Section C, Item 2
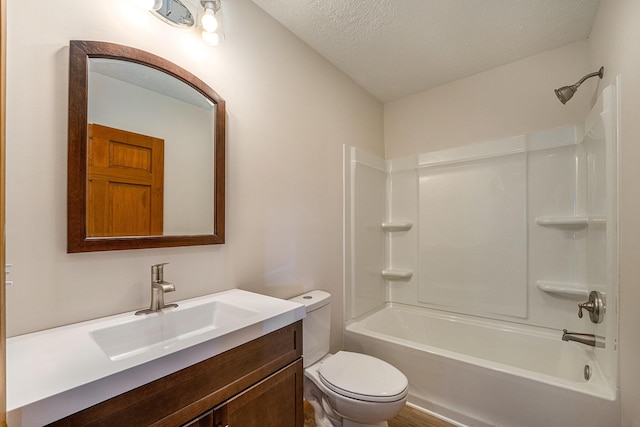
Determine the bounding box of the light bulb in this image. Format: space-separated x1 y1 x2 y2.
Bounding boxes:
201 8 218 32
202 30 220 46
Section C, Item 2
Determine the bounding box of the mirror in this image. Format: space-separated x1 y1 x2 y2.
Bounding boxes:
68 40 225 252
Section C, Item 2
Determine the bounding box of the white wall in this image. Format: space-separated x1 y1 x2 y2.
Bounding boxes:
5 0 384 359
384 40 592 158
588 1 640 425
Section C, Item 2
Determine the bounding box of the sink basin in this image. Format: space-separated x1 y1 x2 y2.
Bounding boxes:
90 301 259 360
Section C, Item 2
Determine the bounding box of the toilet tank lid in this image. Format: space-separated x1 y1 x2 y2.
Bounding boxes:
289 290 331 312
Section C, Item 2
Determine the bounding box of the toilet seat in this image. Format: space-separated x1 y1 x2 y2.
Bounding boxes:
317 351 408 403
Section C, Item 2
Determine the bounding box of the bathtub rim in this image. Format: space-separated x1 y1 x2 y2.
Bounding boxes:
345 302 618 401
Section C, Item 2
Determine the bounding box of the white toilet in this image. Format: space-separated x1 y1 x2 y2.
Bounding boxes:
290 291 408 427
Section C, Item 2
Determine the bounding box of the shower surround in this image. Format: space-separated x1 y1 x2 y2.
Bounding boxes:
343 83 619 426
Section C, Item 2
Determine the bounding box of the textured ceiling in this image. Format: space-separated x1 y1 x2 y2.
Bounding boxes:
252 0 602 102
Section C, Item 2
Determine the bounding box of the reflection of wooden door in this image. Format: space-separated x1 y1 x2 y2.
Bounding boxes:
87 124 164 237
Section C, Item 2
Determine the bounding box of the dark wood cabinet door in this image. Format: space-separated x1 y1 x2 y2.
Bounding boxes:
213 360 303 427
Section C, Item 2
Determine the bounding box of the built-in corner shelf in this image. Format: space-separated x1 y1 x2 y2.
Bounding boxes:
535 216 606 228
381 221 413 232
381 269 414 280
536 280 589 298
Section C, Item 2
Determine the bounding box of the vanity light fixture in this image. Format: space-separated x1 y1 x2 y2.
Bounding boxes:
201 30 220 46
131 0 223 45
151 0 195 28
132 0 162 11
200 0 222 45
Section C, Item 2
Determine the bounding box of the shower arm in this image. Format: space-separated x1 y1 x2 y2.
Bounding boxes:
572 67 605 89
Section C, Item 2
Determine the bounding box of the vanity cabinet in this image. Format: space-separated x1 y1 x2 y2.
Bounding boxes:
211 360 301 427
181 361 301 427
48 321 303 427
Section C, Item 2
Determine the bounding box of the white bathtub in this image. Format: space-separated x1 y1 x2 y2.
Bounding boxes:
344 304 619 427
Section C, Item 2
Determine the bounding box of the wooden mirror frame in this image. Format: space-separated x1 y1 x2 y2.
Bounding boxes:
67 40 225 252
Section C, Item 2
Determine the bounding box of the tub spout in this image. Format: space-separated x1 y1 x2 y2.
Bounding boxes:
562 329 605 348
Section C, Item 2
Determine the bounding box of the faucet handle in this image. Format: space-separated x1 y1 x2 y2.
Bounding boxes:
151 262 169 282
577 302 593 318
578 291 604 324
152 262 169 268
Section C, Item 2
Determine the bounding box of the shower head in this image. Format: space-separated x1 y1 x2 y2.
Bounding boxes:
554 85 579 104
554 66 604 104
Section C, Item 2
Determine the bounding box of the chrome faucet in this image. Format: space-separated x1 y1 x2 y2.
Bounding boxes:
561 329 605 348
135 263 178 315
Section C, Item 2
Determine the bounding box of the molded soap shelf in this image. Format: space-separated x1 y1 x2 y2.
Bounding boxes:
381 221 413 232
381 269 414 280
536 280 589 298
535 216 605 227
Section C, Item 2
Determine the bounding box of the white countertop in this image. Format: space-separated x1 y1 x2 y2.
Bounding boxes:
7 289 305 426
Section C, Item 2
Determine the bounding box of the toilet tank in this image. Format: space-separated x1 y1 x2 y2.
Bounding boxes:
289 290 331 367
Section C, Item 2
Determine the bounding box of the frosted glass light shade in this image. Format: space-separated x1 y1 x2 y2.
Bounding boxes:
201 9 218 32
202 30 219 45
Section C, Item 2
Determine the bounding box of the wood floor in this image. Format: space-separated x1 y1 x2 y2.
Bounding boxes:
304 401 456 427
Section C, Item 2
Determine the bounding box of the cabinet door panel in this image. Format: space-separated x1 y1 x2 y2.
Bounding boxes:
214 359 303 427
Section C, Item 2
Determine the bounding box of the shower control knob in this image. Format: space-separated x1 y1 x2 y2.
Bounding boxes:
577 303 591 318
578 291 605 324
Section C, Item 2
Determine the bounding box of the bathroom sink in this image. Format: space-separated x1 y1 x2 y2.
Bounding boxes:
7 289 306 414
90 301 259 360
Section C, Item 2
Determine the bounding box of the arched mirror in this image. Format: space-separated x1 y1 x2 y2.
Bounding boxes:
67 40 225 252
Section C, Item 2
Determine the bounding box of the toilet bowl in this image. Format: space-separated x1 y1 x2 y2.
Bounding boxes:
290 291 408 427
305 351 408 427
